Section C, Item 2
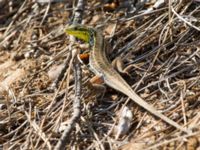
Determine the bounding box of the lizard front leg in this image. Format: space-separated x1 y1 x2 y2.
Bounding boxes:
79 53 106 100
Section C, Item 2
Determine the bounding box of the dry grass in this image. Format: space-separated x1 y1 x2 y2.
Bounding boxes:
0 0 200 149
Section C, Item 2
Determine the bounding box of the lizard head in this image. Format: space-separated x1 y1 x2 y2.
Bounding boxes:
65 24 96 45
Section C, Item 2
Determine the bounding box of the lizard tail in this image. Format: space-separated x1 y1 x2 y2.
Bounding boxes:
124 87 190 134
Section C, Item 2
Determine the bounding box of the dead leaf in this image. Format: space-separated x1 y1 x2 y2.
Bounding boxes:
118 142 146 150
115 106 133 139
105 23 116 35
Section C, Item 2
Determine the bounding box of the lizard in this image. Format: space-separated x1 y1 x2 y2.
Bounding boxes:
65 24 190 133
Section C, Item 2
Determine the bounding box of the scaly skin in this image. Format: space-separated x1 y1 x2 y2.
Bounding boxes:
65 24 190 133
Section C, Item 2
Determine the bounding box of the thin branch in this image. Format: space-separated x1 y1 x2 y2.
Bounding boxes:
54 0 85 149
54 54 82 150
171 6 200 31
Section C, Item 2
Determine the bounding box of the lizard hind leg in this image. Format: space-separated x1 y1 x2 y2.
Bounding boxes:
87 75 107 101
112 57 131 78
